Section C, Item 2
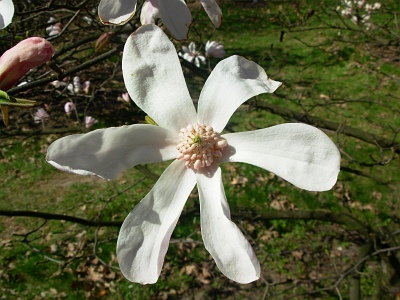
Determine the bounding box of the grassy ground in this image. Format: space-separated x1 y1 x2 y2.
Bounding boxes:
0 0 399 299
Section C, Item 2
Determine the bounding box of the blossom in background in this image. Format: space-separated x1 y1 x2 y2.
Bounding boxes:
95 32 115 52
98 0 222 40
82 16 93 25
46 17 63 36
179 42 206 68
34 108 50 123
0 0 14 29
205 40 225 58
337 0 381 30
67 76 82 94
82 81 91 95
85 116 98 128
121 92 130 102
0 37 54 125
46 25 341 284
50 80 67 88
64 102 75 115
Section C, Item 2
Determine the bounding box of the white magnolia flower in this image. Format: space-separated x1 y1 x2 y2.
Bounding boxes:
179 42 206 68
85 116 98 128
46 25 341 284
0 0 14 29
205 40 225 58
98 0 222 40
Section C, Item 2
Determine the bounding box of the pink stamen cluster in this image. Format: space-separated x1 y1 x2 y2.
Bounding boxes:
176 123 228 170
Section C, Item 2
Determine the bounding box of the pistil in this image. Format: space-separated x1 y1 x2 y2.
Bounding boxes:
176 123 228 170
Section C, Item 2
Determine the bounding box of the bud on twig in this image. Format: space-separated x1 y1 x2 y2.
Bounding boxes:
95 32 115 53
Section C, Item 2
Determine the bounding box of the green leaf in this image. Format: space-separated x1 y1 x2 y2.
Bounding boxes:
0 90 36 107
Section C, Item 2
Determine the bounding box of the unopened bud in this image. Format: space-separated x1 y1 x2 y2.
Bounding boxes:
95 32 115 53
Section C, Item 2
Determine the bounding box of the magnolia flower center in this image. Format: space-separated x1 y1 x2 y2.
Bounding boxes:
176 123 228 170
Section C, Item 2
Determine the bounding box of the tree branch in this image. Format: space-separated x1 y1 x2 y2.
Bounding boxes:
0 209 370 236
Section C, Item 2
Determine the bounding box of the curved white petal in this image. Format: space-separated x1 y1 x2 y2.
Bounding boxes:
200 0 222 27
158 0 192 41
46 124 178 180
98 0 137 25
222 123 341 191
140 0 160 24
196 167 260 283
122 24 197 132
188 42 196 53
0 0 14 29
117 160 196 284
181 45 190 55
197 56 282 132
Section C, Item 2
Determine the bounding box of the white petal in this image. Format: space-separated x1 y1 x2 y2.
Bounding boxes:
117 160 196 284
188 42 196 53
122 24 197 132
197 56 282 132
181 45 190 54
98 0 137 25
194 58 200 68
222 123 341 191
0 0 14 29
183 52 194 63
46 124 178 180
158 0 192 40
140 0 160 24
197 167 260 283
200 0 222 27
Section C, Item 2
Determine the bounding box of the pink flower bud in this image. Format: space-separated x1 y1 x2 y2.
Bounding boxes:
34 108 50 123
0 37 55 91
82 81 91 95
64 102 75 115
121 92 130 102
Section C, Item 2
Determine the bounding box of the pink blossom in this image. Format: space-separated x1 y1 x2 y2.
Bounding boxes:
122 92 130 102
0 37 54 91
34 108 50 123
64 102 75 115
85 116 98 128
